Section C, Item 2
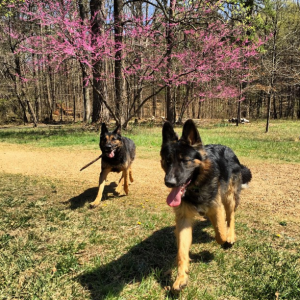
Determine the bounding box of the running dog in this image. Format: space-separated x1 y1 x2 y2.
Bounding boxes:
160 119 252 291
90 123 136 208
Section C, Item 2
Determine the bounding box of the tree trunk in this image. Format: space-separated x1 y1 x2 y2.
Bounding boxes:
90 0 109 123
26 99 38 127
266 92 272 132
178 85 190 123
114 0 125 126
81 64 91 122
152 79 157 117
41 24 53 121
197 101 201 119
266 23 277 133
79 0 92 123
32 53 41 122
14 54 38 126
49 63 56 119
273 94 277 119
165 0 176 124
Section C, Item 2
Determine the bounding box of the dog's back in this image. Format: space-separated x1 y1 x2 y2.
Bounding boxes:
201 144 251 211
122 136 136 163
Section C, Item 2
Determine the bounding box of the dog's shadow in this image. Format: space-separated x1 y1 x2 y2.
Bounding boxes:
76 221 214 299
66 183 122 209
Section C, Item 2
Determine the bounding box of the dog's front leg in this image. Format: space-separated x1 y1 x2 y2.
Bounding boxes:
115 173 124 194
224 197 236 244
207 204 227 245
173 207 193 291
129 166 134 183
90 168 110 208
123 170 129 195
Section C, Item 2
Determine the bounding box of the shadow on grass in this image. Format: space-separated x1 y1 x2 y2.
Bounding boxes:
66 182 122 209
77 221 214 299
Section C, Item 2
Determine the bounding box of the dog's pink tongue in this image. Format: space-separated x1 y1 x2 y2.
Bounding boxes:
167 187 182 207
108 151 115 158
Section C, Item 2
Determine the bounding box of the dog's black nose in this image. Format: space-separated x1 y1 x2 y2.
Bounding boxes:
165 175 177 188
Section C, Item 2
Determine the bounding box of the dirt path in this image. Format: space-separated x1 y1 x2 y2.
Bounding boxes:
1 142 299 235
0 143 167 202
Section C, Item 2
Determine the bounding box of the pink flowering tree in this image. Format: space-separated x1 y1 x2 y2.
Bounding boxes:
120 0 260 125
5 0 260 126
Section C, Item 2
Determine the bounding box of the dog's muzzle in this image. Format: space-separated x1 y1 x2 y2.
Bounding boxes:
104 144 116 158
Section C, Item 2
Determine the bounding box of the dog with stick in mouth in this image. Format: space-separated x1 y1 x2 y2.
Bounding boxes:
89 123 136 208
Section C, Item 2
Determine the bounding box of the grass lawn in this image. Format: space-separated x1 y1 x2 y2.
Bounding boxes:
0 119 299 162
0 119 299 300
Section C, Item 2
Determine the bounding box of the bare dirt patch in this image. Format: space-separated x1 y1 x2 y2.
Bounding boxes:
0 142 299 238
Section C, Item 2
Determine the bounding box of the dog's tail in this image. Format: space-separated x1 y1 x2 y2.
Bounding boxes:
241 165 252 188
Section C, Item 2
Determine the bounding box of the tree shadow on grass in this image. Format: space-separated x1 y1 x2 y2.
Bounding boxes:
66 182 122 210
76 221 214 300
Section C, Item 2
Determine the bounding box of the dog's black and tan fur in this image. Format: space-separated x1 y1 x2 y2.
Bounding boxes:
160 119 252 291
90 123 136 208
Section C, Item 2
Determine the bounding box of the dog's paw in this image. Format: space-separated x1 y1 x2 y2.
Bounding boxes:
172 274 188 292
226 233 236 244
115 185 123 194
90 200 100 208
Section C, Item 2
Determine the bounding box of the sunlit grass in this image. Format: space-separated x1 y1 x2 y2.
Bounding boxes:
0 119 299 162
0 120 299 299
0 173 299 299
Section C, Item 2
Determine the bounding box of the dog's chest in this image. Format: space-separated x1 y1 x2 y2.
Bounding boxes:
101 150 130 171
184 182 218 212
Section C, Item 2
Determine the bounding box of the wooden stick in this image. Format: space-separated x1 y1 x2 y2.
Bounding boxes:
80 155 102 171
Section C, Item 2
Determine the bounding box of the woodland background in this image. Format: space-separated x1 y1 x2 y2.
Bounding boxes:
0 0 300 130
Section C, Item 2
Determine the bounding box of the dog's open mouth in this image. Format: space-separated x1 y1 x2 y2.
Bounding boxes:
166 180 191 207
105 149 115 158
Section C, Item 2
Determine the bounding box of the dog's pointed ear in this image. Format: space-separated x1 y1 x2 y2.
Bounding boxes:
101 123 108 137
162 121 178 144
181 119 203 149
113 124 121 136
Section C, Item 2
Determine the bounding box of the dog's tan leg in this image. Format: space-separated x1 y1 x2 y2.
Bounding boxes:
207 204 227 245
222 180 237 244
123 169 129 195
115 173 124 194
225 206 236 244
129 166 134 183
90 168 110 208
173 203 195 291
224 194 236 244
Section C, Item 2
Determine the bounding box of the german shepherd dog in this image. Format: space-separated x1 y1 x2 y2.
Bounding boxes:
160 119 252 291
90 123 136 208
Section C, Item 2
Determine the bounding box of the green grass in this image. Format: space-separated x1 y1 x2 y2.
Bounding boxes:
0 173 299 300
0 121 300 300
0 120 300 299
0 126 100 149
0 119 299 162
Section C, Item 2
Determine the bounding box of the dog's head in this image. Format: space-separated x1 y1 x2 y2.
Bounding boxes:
100 123 122 158
160 119 204 207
